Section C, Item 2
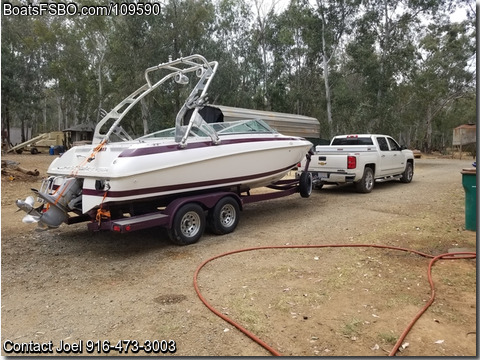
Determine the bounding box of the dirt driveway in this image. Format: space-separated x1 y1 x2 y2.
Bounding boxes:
1 153 476 356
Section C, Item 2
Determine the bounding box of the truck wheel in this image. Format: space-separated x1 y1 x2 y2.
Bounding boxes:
355 167 374 193
208 196 240 235
400 162 413 183
299 172 313 198
168 203 205 245
30 147 39 155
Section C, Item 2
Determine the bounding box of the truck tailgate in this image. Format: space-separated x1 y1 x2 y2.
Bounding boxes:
315 145 378 153
311 152 350 172
312 145 378 172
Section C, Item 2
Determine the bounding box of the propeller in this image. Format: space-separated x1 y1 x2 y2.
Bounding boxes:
15 196 35 212
16 196 42 224
22 214 40 224
25 196 35 206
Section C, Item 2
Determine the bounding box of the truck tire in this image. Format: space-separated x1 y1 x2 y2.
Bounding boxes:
167 203 205 245
400 162 413 183
208 196 240 235
355 167 374 193
299 172 313 198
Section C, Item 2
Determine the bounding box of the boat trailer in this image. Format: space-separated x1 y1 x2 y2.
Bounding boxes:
85 165 312 246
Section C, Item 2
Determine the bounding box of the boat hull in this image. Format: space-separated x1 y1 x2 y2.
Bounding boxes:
47 134 312 213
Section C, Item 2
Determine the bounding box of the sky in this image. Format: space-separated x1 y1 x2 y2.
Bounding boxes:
248 0 472 22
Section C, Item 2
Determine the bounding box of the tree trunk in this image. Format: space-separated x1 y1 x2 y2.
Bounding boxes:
43 97 47 133
317 4 333 136
21 116 26 143
3 102 11 150
57 96 63 131
423 105 433 153
97 53 104 122
322 51 333 136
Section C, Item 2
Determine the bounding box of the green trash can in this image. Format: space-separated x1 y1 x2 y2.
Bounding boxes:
461 168 477 231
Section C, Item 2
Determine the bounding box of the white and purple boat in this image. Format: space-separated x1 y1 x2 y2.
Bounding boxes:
16 55 314 243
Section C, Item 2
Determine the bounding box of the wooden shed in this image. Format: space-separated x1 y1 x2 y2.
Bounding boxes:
453 123 476 146
452 123 476 159
63 123 95 147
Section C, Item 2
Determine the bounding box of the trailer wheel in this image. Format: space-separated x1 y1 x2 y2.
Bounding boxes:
167 203 205 245
299 172 312 198
208 196 240 235
355 167 374 193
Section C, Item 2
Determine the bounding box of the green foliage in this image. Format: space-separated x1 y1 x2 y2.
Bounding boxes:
1 0 475 150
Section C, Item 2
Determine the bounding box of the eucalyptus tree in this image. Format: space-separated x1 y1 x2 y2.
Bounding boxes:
1 15 23 145
250 0 279 109
267 1 323 116
344 0 475 150
312 0 359 137
211 0 255 107
345 0 425 134
75 11 113 123
105 0 223 134
50 18 99 130
407 18 475 152
1 14 48 142
107 13 159 135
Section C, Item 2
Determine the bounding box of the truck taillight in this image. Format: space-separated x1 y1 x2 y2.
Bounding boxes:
347 156 356 169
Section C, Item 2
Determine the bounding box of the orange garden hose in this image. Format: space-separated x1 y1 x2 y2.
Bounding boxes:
193 244 476 356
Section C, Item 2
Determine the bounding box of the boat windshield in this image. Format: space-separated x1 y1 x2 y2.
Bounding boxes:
212 119 275 134
138 119 276 140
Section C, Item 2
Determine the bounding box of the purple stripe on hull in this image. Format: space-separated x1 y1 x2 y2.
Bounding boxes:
119 137 302 158
82 163 297 198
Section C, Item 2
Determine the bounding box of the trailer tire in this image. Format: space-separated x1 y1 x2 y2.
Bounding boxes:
167 203 205 245
208 196 240 235
355 167 374 193
299 172 313 198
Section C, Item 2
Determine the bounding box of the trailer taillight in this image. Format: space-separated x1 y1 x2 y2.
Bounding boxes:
113 225 132 232
347 156 356 169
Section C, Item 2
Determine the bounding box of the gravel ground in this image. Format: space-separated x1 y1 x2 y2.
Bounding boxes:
1 152 476 356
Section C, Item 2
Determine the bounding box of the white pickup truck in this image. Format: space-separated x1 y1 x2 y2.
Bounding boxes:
297 134 415 193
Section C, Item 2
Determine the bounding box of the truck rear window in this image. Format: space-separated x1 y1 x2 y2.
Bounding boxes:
331 137 374 145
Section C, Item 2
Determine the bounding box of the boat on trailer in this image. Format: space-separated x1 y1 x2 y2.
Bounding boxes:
16 54 314 244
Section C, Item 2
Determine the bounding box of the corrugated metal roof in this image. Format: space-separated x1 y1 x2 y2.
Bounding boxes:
454 123 476 130
63 123 95 132
215 105 320 138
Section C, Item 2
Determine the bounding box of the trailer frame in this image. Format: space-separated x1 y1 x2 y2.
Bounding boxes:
84 167 312 245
